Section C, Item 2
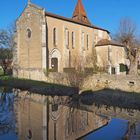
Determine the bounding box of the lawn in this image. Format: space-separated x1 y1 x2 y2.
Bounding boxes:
0 75 79 96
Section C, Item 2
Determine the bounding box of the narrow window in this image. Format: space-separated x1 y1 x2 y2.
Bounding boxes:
72 32 75 49
27 28 31 38
87 35 89 50
53 28 57 46
69 51 71 68
68 31 69 46
65 28 69 49
81 32 85 50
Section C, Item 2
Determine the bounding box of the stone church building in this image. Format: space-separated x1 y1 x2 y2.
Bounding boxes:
13 0 127 80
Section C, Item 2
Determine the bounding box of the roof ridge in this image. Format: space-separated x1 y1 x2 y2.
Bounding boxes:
45 11 109 33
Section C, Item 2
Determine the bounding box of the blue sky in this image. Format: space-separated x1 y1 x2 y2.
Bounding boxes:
0 0 140 35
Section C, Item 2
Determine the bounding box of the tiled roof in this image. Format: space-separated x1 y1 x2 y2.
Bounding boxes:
95 39 124 47
28 2 109 33
45 12 109 33
72 0 90 24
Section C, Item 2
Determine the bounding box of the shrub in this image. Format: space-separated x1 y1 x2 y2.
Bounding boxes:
84 67 94 74
48 69 56 72
120 63 127 72
63 68 76 73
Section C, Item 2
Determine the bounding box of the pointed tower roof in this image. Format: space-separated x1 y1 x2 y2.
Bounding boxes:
28 0 31 4
72 0 90 24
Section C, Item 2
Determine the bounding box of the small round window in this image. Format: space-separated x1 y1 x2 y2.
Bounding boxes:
27 28 32 38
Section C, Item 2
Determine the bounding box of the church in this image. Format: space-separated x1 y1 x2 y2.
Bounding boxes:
13 0 127 80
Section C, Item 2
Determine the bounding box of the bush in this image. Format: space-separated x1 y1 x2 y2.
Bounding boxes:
48 69 56 72
120 63 127 72
84 67 94 74
63 68 76 73
0 68 3 75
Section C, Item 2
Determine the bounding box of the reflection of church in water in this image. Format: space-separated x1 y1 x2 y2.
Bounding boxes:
14 90 108 140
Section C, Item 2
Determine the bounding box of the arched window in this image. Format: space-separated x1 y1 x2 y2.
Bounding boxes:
53 28 57 46
27 28 32 38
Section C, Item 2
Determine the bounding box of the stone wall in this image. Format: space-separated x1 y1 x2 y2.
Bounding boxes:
82 74 140 93
13 68 71 86
13 68 47 81
15 4 46 70
13 66 140 93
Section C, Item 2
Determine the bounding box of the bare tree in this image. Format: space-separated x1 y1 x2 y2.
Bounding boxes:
86 48 98 70
66 55 84 87
0 23 15 75
67 50 98 87
7 22 16 51
0 30 9 47
114 18 139 75
0 47 12 75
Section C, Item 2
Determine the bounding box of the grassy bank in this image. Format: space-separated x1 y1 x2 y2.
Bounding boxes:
1 75 140 110
0 76 79 96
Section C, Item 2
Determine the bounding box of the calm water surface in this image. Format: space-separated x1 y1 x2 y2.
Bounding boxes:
0 88 129 140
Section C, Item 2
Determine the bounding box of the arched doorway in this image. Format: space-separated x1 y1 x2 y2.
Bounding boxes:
50 49 61 72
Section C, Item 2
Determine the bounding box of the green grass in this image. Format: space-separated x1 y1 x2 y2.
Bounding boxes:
0 69 3 76
0 75 64 87
0 75 10 80
0 75 79 96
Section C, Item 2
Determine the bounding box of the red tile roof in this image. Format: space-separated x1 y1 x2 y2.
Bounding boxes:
95 39 125 47
45 12 109 33
72 0 90 24
28 2 109 33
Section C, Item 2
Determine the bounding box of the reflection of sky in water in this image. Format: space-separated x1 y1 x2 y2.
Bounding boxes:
0 92 17 140
83 118 128 140
0 133 17 140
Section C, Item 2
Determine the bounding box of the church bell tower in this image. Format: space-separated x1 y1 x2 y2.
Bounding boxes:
72 0 90 24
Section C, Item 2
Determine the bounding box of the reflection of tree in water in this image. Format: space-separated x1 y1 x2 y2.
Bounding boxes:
64 98 89 139
65 109 88 138
0 88 15 135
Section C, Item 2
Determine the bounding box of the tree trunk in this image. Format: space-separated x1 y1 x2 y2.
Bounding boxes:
128 55 138 75
3 68 6 75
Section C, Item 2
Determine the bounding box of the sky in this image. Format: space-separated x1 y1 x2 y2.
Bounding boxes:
0 0 140 35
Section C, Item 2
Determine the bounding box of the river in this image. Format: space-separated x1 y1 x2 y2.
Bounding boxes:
0 87 139 140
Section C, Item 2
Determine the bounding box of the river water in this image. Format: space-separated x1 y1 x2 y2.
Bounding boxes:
0 87 134 140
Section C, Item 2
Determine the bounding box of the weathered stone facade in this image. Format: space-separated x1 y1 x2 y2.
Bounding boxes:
95 41 127 75
14 0 127 80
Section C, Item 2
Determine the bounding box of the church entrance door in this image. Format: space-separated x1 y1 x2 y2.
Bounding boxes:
51 58 58 72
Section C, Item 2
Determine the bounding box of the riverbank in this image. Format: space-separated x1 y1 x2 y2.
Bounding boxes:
0 76 79 96
1 75 140 110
